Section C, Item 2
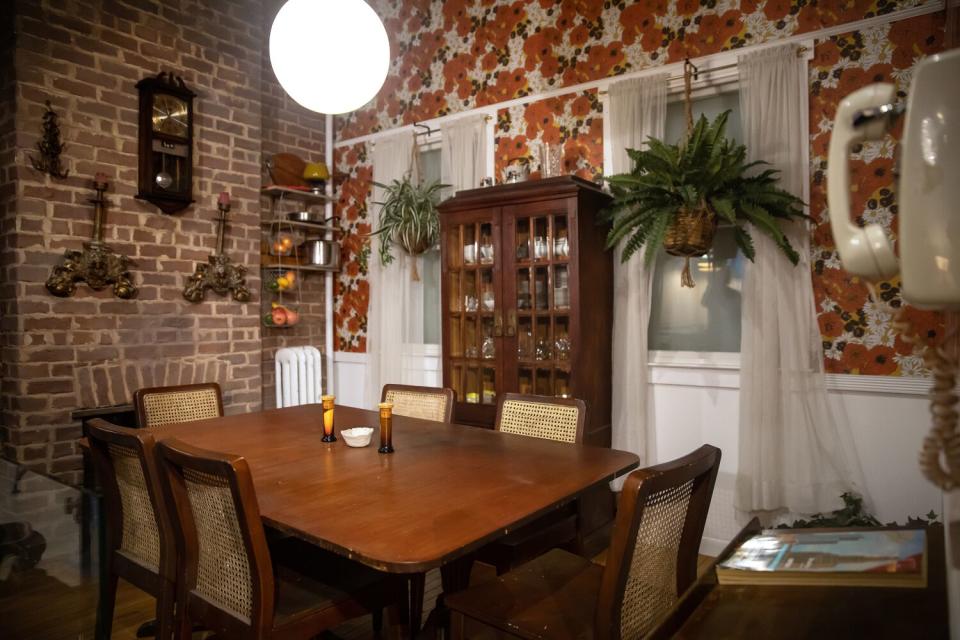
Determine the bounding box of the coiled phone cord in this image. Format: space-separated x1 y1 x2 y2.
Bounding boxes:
868 282 960 490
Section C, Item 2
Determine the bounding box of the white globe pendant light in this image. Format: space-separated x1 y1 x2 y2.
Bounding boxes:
269 0 390 115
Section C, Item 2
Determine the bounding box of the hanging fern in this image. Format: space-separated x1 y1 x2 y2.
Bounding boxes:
602 110 808 266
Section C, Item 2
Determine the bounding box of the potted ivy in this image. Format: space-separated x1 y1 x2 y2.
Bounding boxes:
371 175 447 280
603 110 807 286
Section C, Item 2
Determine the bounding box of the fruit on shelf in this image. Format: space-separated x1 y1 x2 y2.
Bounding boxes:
263 303 300 328
265 269 298 293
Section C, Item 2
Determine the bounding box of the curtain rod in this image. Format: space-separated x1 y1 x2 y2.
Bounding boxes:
597 46 807 95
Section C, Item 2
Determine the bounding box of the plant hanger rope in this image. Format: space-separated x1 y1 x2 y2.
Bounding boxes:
671 59 711 288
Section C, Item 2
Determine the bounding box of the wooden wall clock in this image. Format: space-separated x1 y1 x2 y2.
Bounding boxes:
135 72 195 214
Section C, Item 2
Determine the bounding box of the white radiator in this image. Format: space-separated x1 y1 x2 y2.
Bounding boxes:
275 346 323 408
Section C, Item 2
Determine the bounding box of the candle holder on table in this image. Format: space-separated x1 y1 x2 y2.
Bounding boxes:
378 402 394 454
321 395 337 442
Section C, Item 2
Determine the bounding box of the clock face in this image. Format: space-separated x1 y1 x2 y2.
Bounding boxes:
151 93 189 138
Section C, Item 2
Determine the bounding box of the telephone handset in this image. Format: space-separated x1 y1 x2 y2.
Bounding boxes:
828 49 960 310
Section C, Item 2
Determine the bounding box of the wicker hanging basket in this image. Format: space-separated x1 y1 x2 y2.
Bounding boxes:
663 205 718 258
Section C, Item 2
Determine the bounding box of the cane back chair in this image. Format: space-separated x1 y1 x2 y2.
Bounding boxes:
86 419 176 639
157 437 402 639
134 382 223 429
448 444 722 640
381 384 455 423
473 394 588 575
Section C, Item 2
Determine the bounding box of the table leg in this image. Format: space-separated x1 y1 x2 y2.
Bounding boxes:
407 572 425 638
433 555 474 633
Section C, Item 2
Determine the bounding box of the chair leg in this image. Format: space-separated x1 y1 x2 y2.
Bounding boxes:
449 611 466 640
95 566 118 640
157 579 175 640
372 607 383 636
174 586 192 640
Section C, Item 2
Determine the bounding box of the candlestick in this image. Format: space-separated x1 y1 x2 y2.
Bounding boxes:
378 402 394 453
321 395 337 442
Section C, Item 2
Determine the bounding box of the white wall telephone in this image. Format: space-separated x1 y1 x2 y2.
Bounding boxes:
827 48 960 635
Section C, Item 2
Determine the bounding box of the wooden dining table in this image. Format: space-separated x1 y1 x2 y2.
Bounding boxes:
154 404 639 635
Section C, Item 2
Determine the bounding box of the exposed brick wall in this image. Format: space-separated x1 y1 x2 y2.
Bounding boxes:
2 0 327 483
0 5 19 468
258 0 328 410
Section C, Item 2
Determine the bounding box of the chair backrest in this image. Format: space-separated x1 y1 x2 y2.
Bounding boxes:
157 438 275 636
86 419 174 580
595 445 721 640
381 384 455 423
494 393 586 444
134 382 224 428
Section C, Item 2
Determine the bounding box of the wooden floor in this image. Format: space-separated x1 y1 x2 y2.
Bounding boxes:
0 556 714 639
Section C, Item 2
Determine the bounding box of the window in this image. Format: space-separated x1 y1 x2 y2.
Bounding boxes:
419 145 442 345
648 89 745 354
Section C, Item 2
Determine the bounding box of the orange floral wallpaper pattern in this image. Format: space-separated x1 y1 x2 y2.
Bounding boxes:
495 89 605 183
338 0 930 139
809 13 944 375
333 143 372 352
333 1 945 376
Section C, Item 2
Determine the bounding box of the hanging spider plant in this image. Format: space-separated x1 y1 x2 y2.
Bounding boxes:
370 175 447 267
602 110 808 284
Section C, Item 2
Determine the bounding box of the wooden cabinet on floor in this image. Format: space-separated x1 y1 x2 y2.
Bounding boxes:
438 176 613 447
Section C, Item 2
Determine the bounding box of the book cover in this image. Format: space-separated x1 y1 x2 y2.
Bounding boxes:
717 528 926 588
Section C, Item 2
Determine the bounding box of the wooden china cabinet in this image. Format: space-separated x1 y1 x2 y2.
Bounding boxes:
438 176 613 446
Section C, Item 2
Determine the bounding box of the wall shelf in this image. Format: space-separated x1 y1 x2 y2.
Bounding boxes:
260 254 339 273
260 220 340 234
261 185 333 205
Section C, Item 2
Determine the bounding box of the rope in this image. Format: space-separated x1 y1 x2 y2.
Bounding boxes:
866 282 960 490
684 59 694 135
408 132 422 282
680 257 695 288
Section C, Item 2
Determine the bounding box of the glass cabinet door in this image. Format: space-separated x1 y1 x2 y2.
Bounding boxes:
442 213 502 410
504 206 573 398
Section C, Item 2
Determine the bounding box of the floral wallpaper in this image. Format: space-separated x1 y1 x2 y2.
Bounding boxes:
495 89 605 183
332 1 946 376
337 0 930 140
333 143 372 352
809 12 944 375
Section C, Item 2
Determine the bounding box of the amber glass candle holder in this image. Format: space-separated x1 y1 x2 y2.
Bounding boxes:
378 402 394 454
321 395 337 442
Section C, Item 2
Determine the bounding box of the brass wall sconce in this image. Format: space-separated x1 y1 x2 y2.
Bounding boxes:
46 174 137 299
182 192 251 303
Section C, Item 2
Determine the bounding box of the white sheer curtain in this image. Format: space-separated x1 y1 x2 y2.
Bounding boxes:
441 114 488 192
608 74 668 490
736 44 867 515
364 132 422 408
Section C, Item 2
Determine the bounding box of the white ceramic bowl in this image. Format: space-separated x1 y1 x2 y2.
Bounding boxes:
341 426 374 447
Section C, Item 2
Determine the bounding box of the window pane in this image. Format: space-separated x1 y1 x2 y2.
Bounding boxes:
649 89 744 353
648 227 744 352
421 147 442 345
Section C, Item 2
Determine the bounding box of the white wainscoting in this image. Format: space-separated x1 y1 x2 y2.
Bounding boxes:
334 345 442 409
648 358 944 556
335 349 943 556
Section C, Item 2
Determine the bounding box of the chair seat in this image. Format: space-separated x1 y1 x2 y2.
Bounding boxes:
446 549 602 640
